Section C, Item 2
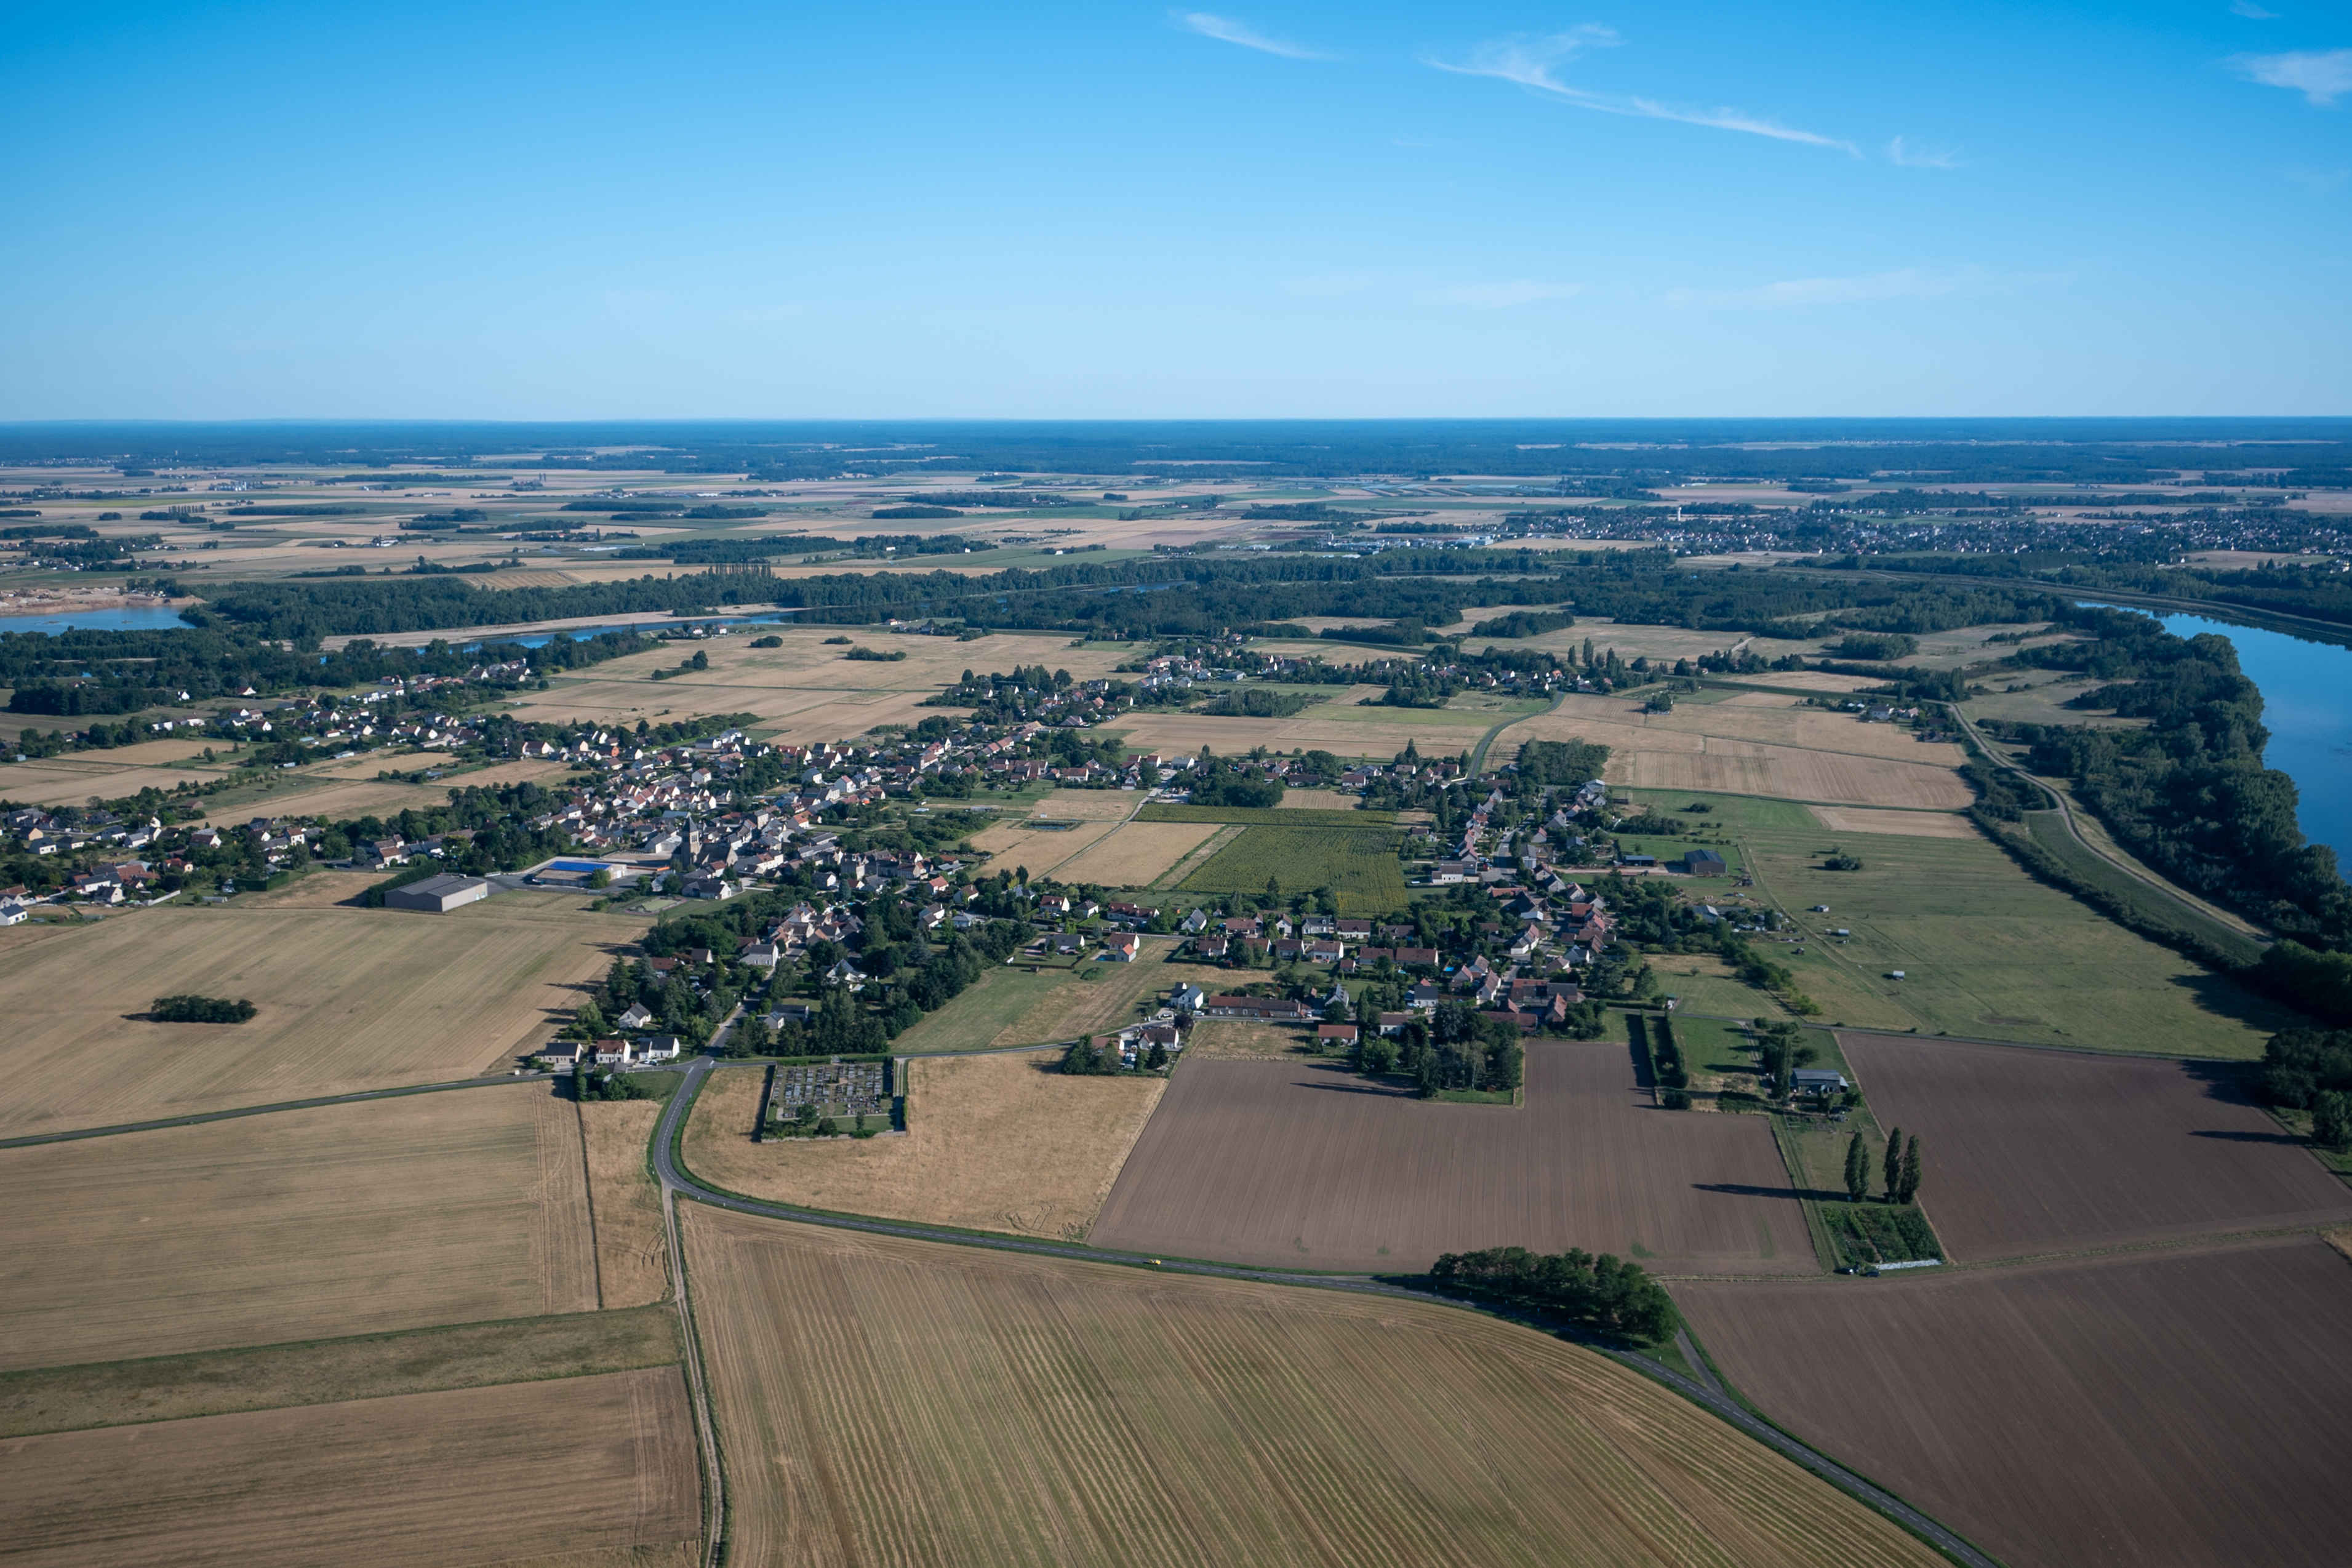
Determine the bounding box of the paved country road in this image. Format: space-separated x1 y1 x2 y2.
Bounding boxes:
646 1054 2003 1568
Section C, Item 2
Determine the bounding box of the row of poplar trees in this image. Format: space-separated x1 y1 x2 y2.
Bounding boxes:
1844 1126 1924 1204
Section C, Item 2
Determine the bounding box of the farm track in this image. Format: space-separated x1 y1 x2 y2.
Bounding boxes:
1946 700 2266 953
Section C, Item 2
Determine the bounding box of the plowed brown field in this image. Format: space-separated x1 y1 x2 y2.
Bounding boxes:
682 1206 1945 1568
1676 1237 2352 1568
0 1367 700 1568
1089 1042 1815 1272
1841 1033 2352 1260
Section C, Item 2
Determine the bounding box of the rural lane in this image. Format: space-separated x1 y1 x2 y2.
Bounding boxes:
646 1055 2004 1568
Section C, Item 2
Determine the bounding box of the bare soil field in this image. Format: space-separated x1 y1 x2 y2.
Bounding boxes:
1182 1018 1314 1058
1840 1033 2352 1260
684 1054 1163 1240
1676 1236 2352 1568
0 1085 598 1370
580 1099 671 1308
1807 806 1980 838
1050 819 1220 886
0 1367 700 1568
683 1207 1945 1568
1090 1042 1815 1273
0 900 639 1134
0 1304 678 1438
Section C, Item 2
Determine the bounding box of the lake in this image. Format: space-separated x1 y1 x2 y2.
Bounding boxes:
0 605 190 636
2096 605 2352 863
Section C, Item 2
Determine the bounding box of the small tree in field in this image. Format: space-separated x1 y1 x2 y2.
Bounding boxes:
1898 1134 1923 1204
1882 1129 1906 1202
1843 1130 1870 1202
2313 1091 2352 1154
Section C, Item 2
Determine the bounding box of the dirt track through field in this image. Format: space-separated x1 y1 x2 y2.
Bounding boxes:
683 1207 1945 1568
1841 1033 2352 1260
1090 1042 1815 1272
1676 1237 2352 1568
0 1367 700 1568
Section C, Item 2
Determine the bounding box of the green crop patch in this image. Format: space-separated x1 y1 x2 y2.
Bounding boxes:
1177 825 1407 914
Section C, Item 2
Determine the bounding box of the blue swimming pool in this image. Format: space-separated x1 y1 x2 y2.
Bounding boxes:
548 859 612 873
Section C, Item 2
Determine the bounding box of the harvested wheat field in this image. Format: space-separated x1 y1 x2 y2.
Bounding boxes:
0 900 639 1134
682 1207 1942 1568
1026 787 1138 820
0 758 228 806
0 1085 598 1370
1090 1043 1814 1273
683 1054 1162 1241
1500 697 1971 809
0 1367 700 1568
499 628 1129 738
1806 806 1979 838
580 1099 672 1308
1676 1236 2352 1568
1050 819 1221 886
1840 1033 2352 1260
967 815 1117 874
1278 787 1362 809
193 776 471 826
1116 708 1495 760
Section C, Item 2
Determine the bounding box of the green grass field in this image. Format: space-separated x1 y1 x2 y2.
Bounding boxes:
1729 811 2289 1057
886 965 1071 1054
1177 824 1409 914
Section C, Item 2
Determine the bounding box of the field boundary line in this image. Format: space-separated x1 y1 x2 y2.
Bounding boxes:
0 1071 563 1150
648 1056 1999 1565
574 1098 606 1310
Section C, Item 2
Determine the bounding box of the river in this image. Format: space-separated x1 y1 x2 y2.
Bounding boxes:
2092 604 2352 863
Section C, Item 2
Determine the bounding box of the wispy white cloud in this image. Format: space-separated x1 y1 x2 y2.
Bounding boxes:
1434 281 1584 309
1428 28 1855 153
1177 12 1330 61
1666 268 1975 310
2233 48 2352 105
1887 136 1961 169
2231 1 2279 19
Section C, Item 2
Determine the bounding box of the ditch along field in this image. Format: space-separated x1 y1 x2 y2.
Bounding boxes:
0 1084 599 1370
683 1052 1163 1241
0 896 642 1134
1839 1033 2352 1261
1498 692 1971 809
1661 790 2294 1056
0 1367 700 1568
681 1206 1947 1568
497 625 1132 742
1177 823 1408 914
1675 1236 2352 1568
1090 1042 1815 1273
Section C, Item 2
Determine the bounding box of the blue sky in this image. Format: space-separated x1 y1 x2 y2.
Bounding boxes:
2 1 2346 418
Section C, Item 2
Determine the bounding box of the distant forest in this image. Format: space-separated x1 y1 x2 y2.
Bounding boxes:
4 418 2350 485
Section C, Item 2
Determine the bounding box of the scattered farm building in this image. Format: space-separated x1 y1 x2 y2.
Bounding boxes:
383 874 492 913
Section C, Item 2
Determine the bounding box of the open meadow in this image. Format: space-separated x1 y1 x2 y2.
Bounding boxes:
890 940 1225 1054
682 1053 1163 1240
681 1206 1945 1568
1090 1042 1815 1273
1176 823 1408 913
1676 1236 2352 1568
0 897 641 1134
0 1367 700 1568
0 1084 598 1370
1839 1033 2352 1260
1662 790 2291 1055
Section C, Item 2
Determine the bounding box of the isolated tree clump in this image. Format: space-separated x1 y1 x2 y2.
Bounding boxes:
151 994 257 1023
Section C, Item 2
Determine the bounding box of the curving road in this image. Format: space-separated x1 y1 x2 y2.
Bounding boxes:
646 1054 2002 1568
